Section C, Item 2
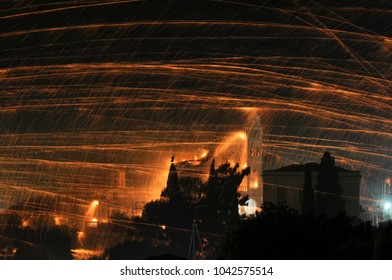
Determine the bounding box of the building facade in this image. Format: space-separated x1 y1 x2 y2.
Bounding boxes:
263 159 361 218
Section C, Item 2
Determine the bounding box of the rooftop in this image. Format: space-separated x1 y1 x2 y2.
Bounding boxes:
264 162 358 173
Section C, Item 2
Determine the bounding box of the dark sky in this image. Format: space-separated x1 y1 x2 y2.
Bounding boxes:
1 0 392 209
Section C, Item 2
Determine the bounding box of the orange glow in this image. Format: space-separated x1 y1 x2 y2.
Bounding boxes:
78 231 85 239
214 131 248 171
71 249 103 260
161 225 166 230
236 131 247 141
54 216 61 225
239 107 255 112
2 6 392 254
77 231 85 247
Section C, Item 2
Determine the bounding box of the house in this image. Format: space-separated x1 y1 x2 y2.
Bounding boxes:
263 152 361 218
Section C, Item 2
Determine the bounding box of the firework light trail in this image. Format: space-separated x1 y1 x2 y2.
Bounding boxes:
1 0 392 232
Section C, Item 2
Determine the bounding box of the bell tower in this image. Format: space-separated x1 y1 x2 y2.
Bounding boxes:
245 114 263 210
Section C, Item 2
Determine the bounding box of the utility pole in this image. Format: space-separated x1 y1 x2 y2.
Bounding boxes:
188 207 205 260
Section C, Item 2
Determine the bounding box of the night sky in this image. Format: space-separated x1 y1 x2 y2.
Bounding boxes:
1 0 392 211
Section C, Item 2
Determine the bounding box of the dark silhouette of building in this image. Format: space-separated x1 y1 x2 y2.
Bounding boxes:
263 152 361 218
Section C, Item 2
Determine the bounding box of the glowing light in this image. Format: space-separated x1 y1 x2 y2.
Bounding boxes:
252 181 258 189
161 225 166 230
386 177 391 186
245 199 257 215
91 218 98 223
239 107 255 112
77 231 85 248
243 163 247 168
213 131 248 176
384 202 391 210
236 131 247 141
78 231 85 239
93 200 99 206
71 249 103 260
21 220 29 228
54 216 61 225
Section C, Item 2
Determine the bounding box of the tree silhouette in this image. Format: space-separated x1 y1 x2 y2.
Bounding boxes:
111 159 251 260
301 165 314 214
179 176 202 203
161 155 181 202
223 202 374 260
201 161 250 233
315 152 345 217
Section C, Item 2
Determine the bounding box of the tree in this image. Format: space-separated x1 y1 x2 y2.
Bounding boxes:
301 165 314 214
161 155 181 201
317 152 341 194
200 160 250 233
128 159 251 259
315 152 345 217
178 176 203 203
142 199 194 229
222 202 374 260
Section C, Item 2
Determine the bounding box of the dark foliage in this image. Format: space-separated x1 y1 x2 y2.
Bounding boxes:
223 202 375 260
315 152 345 217
107 238 173 260
200 161 250 233
301 165 314 214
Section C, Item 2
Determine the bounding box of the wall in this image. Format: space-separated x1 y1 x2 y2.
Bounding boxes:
263 170 360 217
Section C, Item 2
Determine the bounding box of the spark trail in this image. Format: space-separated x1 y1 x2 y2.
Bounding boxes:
0 0 392 230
